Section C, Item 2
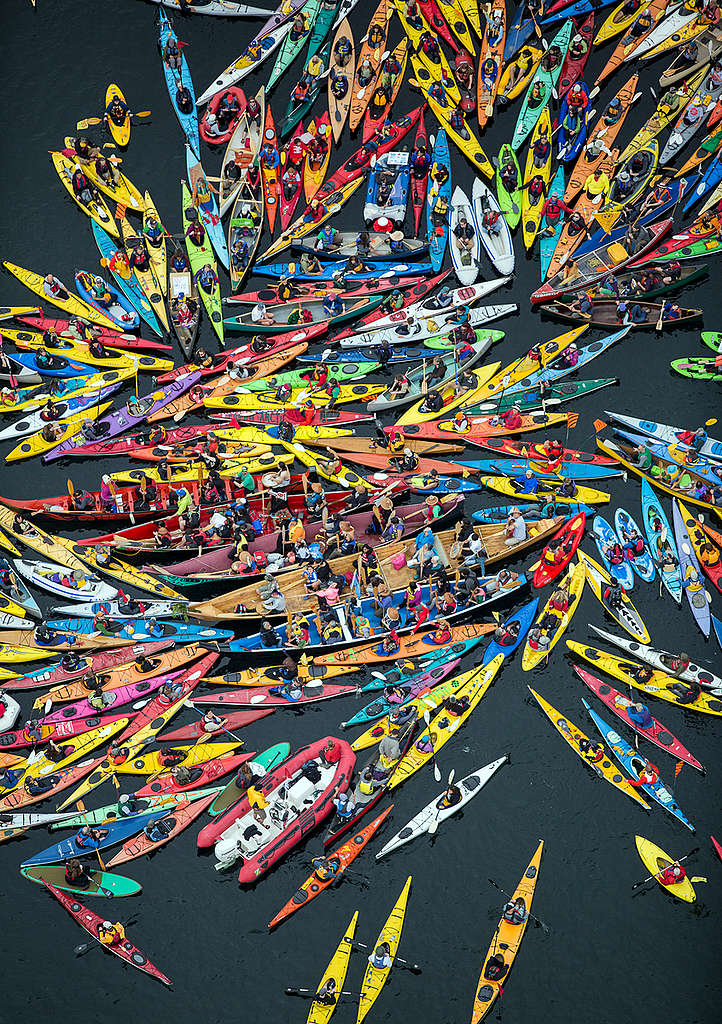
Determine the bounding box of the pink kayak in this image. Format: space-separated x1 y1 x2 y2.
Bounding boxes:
0 712 135 750
575 665 705 773
193 683 358 708
159 708 275 743
38 668 186 725
17 314 172 352
116 651 219 743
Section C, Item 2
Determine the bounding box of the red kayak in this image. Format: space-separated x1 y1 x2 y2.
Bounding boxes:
575 665 705 772
196 736 355 886
116 651 219 743
339 451 467 476
0 756 103 811
193 683 358 708
387 411 568 442
62 423 221 459
134 752 252 797
1 480 212 522
331 271 451 341
713 835 722 862
17 315 172 352
532 512 586 588
43 881 172 986
268 806 393 928
1 641 173 693
477 438 618 467
410 111 430 234
226 276 427 305
628 214 720 268
557 13 594 98
159 708 274 743
0 712 136 750
155 333 313 384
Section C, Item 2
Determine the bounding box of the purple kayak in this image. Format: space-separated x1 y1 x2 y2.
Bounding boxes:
43 373 203 463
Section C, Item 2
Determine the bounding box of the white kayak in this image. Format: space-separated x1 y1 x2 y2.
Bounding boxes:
147 1 271 15
337 303 517 348
0 810 79 828
51 599 188 620
472 178 515 276
449 185 481 286
0 691 21 733
634 5 700 59
0 612 37 630
0 392 110 442
375 755 508 860
589 624 722 695
13 559 118 603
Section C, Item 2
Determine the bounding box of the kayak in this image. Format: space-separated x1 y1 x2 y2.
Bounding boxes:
449 185 479 284
539 166 566 281
568 639 722 716
661 73 722 164
159 8 200 155
533 512 587 587
42 881 172 984
342 659 461 729
577 548 650 641
90 222 164 336
557 79 591 163
604 412 722 463
583 700 694 829
640 476 683 603
476 3 506 128
357 876 412 1023
673 499 711 636
589 625 722 694
593 515 636 589
21 864 141 898
186 146 229 269
307 911 358 1024
205 743 291 816
576 665 705 772
328 18 354 144
267 0 322 92
116 214 168 333
677 501 722 593
523 561 586 670
268 806 392 928
62 137 143 211
2 261 117 332
74 270 140 331
615 506 656 582
50 151 119 237
634 836 696 902
672 356 722 381
558 13 593 98
255 259 433 281
595 0 669 85
470 840 544 1022
21 806 179 866
193 682 357 708
337 304 513 348
376 755 508 861
512 20 573 148
528 687 650 808
522 107 553 251
348 0 391 133
495 143 522 230
106 793 217 866
0 639 173 694
472 177 515 274
478 476 609 505
45 792 210 830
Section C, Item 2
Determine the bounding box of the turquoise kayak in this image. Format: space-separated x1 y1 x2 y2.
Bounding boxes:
512 20 573 148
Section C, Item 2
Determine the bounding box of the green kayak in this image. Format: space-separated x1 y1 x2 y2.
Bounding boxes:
512 20 573 149
424 328 505 352
267 0 322 92
470 377 619 414
208 742 290 816
238 360 379 391
701 331 722 354
280 43 330 139
496 143 522 231
48 788 224 831
671 356 722 381
306 0 341 60
181 181 224 345
21 864 141 898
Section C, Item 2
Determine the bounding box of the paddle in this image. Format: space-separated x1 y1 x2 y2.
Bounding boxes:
488 876 550 933
343 937 422 972
74 913 139 956
76 112 151 130
427 768 455 835
182 697 246 745
285 987 359 999
422 709 442 783
631 847 699 890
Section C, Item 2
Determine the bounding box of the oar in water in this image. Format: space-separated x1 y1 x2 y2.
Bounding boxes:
427 769 455 835
631 847 699 890
343 937 422 972
422 709 442 783
488 875 550 933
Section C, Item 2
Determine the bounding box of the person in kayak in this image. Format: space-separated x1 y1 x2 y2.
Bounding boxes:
578 737 605 763
313 979 339 1007
75 825 109 848
64 858 93 888
540 191 573 236
629 758 659 788
311 854 342 882
659 860 688 886
98 921 125 946
369 942 393 970
503 897 529 925
484 952 509 982
510 469 539 495
436 782 462 810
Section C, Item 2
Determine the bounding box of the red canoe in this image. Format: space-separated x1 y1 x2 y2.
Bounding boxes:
43 881 172 986
575 665 705 772
533 512 586 588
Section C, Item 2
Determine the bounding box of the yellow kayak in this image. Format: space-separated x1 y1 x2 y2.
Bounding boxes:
105 83 131 147
357 876 412 1024
2 261 118 331
204 382 385 411
396 362 502 425
0 505 89 573
387 656 504 790
635 835 696 902
522 107 553 251
114 742 241 776
498 44 544 102
64 136 143 211
56 538 183 600
528 687 650 808
641 14 708 60
478 326 588 399
6 402 114 463
307 911 358 1024
594 0 656 44
566 640 722 717
4 329 172 374
618 67 706 163
118 213 169 331
17 718 132 784
576 549 651 642
51 151 119 237
0 643 57 664
521 561 585 671
108 448 278 484
424 90 494 179
478 476 610 506
0 367 136 413
278 440 374 490
143 190 168 296
470 840 544 1022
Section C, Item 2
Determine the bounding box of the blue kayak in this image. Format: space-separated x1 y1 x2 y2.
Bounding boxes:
458 458 621 481
592 515 635 590
298 346 434 364
504 2 535 61
359 638 489 693
583 700 694 831
254 260 433 281
614 507 656 583
9 353 96 379
576 177 695 258
557 81 590 163
682 153 722 214
159 8 200 156
46 618 233 643
408 474 485 494
75 271 140 330
21 807 172 866
504 326 631 395
542 0 617 25
640 477 683 604
481 597 538 666
427 130 451 273
472 502 594 523
186 144 229 270
91 221 163 336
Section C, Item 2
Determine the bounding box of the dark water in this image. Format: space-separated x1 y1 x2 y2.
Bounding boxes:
1 2 721 1021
